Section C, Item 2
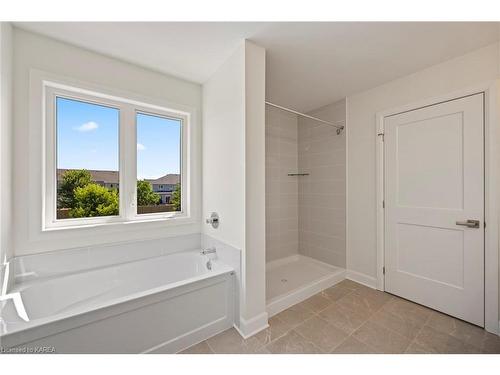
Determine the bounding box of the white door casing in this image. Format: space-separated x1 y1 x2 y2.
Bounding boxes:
384 93 484 326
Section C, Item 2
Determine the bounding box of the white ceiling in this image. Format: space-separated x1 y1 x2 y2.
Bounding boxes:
16 22 500 112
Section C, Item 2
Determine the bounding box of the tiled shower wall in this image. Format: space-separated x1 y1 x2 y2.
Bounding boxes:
298 99 346 268
265 106 299 262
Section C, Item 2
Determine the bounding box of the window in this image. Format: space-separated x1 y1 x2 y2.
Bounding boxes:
136 112 181 215
56 97 120 220
44 81 189 230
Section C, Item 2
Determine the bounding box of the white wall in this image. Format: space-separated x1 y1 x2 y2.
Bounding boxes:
243 41 266 328
0 22 13 265
265 106 299 262
12 28 203 256
203 40 267 336
347 43 500 283
298 99 346 267
202 43 245 248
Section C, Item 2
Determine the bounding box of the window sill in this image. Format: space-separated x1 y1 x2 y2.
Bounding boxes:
42 214 197 232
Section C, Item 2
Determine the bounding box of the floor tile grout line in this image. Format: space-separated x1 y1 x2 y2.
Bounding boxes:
288 327 327 353
358 318 413 353
293 311 348 352
313 286 356 315
261 322 293 349
400 305 433 353
329 326 358 352
330 319 381 353
195 281 477 354
420 312 487 352
283 284 495 354
265 287 352 352
325 289 391 352
417 316 484 353
204 337 216 354
336 292 412 353
260 312 310 350
310 283 394 352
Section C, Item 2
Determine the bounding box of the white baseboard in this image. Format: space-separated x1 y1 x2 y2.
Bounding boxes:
234 312 269 339
346 270 377 289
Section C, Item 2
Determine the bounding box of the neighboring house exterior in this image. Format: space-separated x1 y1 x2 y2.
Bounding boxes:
145 174 180 204
57 169 180 204
57 169 120 190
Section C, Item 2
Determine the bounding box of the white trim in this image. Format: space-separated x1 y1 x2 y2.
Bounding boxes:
375 110 385 291
346 270 377 289
234 311 269 339
345 98 350 281
43 82 188 229
44 85 127 229
29 69 199 239
483 82 500 335
375 82 499 335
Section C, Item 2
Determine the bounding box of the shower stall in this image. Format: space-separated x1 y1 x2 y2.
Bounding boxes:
265 99 347 316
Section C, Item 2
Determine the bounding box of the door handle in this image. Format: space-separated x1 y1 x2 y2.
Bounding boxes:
455 220 480 228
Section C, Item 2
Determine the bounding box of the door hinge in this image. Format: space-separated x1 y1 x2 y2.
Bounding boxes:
484 221 486 228
377 132 385 141
382 266 386 275
382 200 385 208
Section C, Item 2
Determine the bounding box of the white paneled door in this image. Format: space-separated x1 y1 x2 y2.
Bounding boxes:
384 93 484 326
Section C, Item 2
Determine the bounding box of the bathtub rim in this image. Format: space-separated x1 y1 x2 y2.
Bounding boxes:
11 246 208 287
1 254 234 344
1 270 234 349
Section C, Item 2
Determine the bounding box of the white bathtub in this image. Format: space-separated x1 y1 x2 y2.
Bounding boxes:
0 250 235 353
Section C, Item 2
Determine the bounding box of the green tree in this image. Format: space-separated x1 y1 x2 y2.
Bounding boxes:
171 184 181 211
137 180 161 206
69 183 119 218
58 169 92 208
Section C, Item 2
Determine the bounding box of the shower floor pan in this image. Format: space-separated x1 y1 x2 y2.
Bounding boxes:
266 254 345 317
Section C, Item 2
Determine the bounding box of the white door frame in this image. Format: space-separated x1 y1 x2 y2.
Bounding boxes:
376 81 500 335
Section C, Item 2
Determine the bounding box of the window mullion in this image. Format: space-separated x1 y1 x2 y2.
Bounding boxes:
41 77 191 230
120 105 137 220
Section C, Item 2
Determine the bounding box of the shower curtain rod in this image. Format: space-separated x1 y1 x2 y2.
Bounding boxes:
265 101 345 134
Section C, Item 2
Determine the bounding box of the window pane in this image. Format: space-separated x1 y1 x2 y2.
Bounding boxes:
56 97 120 219
136 112 181 215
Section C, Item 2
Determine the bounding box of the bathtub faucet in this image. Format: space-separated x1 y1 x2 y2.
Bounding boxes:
201 247 216 255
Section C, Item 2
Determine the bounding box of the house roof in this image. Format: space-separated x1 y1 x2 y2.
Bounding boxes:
57 169 120 184
145 174 180 185
57 169 180 185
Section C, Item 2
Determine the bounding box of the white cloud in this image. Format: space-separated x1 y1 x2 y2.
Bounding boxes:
137 143 146 151
75 121 99 132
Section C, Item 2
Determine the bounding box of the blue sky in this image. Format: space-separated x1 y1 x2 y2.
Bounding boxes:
136 112 181 179
56 97 181 180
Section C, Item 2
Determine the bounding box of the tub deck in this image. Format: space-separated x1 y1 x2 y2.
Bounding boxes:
0 250 235 353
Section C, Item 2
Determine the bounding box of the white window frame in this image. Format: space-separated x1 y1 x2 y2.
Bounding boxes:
43 80 190 231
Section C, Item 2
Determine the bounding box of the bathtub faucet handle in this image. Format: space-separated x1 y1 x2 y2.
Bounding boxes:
201 247 217 255
205 212 219 229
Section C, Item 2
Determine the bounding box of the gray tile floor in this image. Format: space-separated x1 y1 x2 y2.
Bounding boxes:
180 280 500 354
